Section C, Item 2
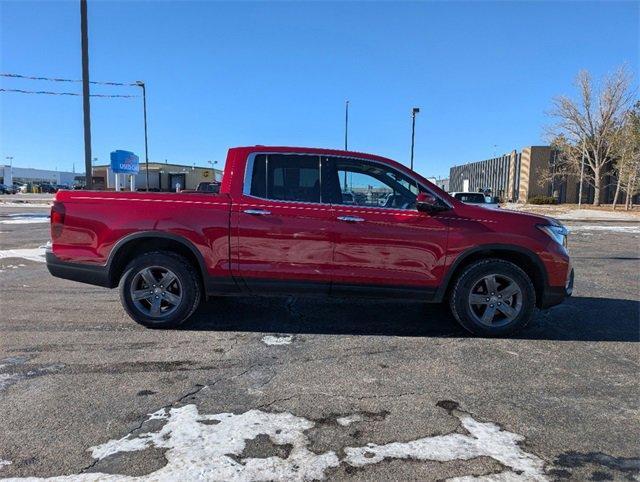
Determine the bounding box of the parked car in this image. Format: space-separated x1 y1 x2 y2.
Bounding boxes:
46 146 572 336
38 183 58 194
181 181 221 194
0 183 17 194
341 191 355 205
450 192 500 209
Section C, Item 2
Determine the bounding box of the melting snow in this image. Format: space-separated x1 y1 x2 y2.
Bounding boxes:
336 414 363 426
261 334 293 346
567 224 640 234
0 214 49 224
0 247 46 263
0 403 548 481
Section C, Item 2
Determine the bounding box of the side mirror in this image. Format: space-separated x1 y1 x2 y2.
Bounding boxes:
416 192 446 213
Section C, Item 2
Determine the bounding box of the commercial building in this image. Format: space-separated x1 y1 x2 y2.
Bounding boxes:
0 165 79 187
448 146 606 203
92 162 223 191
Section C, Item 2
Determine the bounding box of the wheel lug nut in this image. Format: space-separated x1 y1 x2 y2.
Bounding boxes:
485 298 490 301
490 304 494 307
498 302 501 305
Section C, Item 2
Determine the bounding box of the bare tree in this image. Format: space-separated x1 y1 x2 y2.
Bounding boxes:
547 67 634 206
617 102 640 210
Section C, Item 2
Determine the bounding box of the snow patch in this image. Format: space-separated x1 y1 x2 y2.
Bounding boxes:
0 247 46 263
0 214 49 224
567 224 640 234
261 334 293 346
0 403 549 481
344 408 546 480
336 414 363 426
0 460 11 469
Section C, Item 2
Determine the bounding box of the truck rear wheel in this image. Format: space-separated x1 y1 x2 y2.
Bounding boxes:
449 259 536 336
118 251 201 328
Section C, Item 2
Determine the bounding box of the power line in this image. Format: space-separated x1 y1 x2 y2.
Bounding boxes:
1 72 137 87
0 88 138 98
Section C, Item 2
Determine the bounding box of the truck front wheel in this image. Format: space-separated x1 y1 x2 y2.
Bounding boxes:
449 259 536 336
119 251 202 328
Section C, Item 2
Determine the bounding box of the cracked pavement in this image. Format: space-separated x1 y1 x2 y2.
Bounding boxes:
0 206 638 481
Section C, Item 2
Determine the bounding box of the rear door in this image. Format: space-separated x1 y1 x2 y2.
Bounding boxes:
232 153 334 294
324 156 449 299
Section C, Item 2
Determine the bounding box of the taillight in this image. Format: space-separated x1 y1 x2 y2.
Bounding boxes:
51 202 66 238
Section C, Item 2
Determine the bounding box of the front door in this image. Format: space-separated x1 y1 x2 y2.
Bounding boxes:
324 156 449 299
233 153 334 295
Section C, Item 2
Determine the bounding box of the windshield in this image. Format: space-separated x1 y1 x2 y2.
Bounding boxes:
454 193 487 203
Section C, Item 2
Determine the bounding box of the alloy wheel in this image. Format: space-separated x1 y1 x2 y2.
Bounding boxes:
130 266 183 318
467 274 523 327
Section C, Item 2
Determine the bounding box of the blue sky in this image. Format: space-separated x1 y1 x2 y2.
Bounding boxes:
1 1 638 178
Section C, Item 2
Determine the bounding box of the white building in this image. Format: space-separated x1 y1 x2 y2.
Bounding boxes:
1 165 78 186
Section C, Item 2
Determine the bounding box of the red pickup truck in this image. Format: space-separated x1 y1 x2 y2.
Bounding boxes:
47 146 573 336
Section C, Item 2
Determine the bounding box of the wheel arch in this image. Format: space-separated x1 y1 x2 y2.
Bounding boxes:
437 244 548 308
106 232 208 290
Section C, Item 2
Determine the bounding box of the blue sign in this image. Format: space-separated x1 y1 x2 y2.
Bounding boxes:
110 150 140 174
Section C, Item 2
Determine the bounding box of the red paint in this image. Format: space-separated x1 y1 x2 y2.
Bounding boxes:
51 146 572 297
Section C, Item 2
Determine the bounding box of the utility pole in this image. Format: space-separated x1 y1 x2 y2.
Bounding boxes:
410 107 420 171
136 81 150 191
80 0 93 190
578 137 586 208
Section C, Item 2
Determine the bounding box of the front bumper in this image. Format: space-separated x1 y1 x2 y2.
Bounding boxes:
46 251 112 288
539 268 574 309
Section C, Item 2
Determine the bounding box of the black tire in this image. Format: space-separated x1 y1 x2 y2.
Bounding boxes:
118 251 201 328
449 259 536 336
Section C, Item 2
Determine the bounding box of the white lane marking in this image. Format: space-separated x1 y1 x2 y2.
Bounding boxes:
261 334 293 346
336 414 363 426
0 404 548 481
567 224 640 234
0 247 46 263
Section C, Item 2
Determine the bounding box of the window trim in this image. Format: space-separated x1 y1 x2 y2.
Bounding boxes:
242 152 324 206
242 151 451 210
323 156 452 211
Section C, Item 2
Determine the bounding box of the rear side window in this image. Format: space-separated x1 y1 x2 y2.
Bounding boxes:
249 154 321 203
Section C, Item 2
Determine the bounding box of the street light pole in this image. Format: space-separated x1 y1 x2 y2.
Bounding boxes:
136 81 150 191
80 0 93 190
578 137 586 208
344 100 349 151
410 107 420 171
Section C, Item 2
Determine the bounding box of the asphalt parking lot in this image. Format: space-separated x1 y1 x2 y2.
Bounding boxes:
0 204 638 481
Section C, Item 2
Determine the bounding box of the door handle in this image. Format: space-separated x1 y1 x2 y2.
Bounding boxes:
244 209 271 215
337 216 365 222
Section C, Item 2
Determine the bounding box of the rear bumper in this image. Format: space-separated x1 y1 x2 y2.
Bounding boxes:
539 268 574 309
46 251 112 288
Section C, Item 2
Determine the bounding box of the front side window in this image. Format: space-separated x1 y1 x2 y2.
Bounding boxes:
249 154 321 203
327 157 422 210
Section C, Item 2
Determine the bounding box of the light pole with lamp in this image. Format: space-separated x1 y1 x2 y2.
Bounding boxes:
135 81 150 192
207 160 219 181
410 107 420 171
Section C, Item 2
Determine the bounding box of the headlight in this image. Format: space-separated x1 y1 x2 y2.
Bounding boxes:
537 224 569 247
